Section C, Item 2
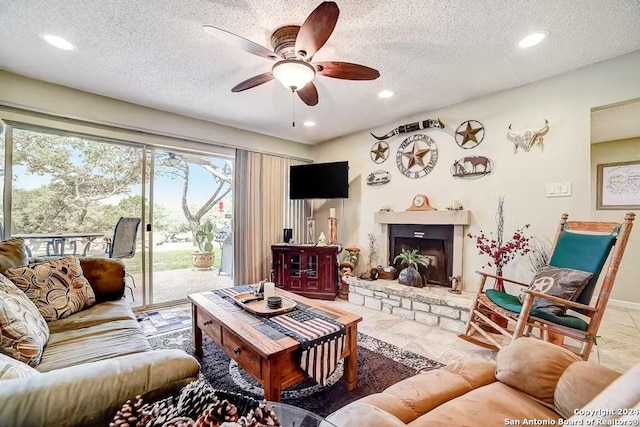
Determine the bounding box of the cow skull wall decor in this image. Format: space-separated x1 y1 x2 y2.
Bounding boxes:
507 119 549 153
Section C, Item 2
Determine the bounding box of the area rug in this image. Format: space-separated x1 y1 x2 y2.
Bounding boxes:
149 329 444 417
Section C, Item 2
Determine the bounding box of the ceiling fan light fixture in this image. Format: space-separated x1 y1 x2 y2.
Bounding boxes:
272 59 316 91
303 121 316 127
378 90 394 98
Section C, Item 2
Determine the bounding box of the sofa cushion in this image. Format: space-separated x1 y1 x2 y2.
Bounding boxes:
0 353 40 381
0 349 200 427
325 402 406 427
555 361 622 419
357 360 496 424
47 299 135 334
495 337 580 404
0 238 29 274
485 289 589 331
5 256 96 321
567 364 640 425
37 318 151 372
0 275 50 366
78 258 126 302
408 382 559 427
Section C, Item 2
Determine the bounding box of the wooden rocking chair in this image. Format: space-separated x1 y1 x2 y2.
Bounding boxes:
459 212 635 360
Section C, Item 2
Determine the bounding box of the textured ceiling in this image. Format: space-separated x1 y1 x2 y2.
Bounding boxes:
1 1 640 145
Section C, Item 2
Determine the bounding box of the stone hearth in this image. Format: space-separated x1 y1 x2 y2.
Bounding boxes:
344 277 473 333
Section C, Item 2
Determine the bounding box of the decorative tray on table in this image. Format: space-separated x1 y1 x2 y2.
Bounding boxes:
232 292 297 316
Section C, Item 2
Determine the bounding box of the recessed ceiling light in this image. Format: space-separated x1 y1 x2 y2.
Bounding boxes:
378 90 394 98
303 121 316 127
41 34 76 51
517 31 549 49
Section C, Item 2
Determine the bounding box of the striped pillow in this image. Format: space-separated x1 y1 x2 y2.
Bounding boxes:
0 353 39 380
5 256 96 322
0 275 50 366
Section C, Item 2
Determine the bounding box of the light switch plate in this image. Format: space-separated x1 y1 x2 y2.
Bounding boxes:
546 181 571 198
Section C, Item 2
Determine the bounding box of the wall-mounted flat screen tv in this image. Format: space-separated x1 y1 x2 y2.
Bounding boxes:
289 161 349 199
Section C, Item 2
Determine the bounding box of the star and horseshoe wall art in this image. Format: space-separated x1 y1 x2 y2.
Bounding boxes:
396 134 438 179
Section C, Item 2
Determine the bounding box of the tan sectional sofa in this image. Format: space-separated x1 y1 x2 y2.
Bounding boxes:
0 258 200 427
326 338 640 426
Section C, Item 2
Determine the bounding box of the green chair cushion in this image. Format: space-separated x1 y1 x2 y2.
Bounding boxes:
485 289 589 331
549 230 616 307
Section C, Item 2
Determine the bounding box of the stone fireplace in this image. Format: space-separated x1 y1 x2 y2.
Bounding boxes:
374 210 471 289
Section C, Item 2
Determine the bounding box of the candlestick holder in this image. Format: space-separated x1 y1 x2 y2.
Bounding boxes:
328 217 338 245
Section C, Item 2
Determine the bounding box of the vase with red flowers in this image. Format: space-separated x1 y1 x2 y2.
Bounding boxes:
467 197 531 292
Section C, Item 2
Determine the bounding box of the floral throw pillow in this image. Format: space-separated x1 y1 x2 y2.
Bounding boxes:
0 275 50 366
520 265 593 316
0 353 40 380
5 256 96 322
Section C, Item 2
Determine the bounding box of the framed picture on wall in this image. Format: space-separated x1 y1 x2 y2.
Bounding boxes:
596 160 640 210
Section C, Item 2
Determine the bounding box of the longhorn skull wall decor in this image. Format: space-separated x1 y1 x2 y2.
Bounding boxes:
370 118 444 141
507 119 549 153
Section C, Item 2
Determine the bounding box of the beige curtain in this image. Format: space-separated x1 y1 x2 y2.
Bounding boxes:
234 150 308 285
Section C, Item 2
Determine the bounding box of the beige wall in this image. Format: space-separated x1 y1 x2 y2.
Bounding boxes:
313 50 640 302
0 71 312 160
591 137 640 305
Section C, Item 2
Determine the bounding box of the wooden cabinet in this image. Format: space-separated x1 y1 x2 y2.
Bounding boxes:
271 245 338 300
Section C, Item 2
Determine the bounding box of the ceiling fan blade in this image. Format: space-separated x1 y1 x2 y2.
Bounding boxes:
294 2 339 60
203 25 279 61
315 61 380 80
297 82 319 106
231 72 274 92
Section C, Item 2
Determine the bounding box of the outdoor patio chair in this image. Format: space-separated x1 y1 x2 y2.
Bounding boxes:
104 217 141 300
459 212 635 360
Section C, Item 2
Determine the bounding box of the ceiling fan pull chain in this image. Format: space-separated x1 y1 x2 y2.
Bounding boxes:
292 91 296 128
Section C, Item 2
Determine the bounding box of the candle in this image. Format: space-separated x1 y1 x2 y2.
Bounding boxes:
329 208 336 218
263 282 275 300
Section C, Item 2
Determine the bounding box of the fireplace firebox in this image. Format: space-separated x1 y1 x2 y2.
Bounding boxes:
389 224 454 287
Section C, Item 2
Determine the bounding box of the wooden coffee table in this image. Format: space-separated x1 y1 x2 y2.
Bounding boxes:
189 288 362 402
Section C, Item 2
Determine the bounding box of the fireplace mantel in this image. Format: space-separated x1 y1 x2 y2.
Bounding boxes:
374 210 471 290
374 210 471 225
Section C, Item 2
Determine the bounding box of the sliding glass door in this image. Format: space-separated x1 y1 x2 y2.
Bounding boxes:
2 122 236 309
148 149 234 305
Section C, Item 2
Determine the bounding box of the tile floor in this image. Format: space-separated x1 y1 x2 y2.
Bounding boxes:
145 297 640 373
322 299 640 373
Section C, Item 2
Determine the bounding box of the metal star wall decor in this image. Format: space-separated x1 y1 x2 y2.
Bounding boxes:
370 141 389 164
403 143 430 169
396 134 438 179
455 120 485 149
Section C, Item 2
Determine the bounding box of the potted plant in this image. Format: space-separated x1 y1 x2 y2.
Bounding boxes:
193 220 215 269
393 249 432 288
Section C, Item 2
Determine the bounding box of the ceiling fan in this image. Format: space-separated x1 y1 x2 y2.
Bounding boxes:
202 1 380 107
